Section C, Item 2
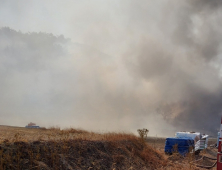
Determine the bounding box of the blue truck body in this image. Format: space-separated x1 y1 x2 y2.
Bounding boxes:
164 137 194 156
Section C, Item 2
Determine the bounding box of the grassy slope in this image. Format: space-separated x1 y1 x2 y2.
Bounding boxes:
0 126 166 170
0 126 213 170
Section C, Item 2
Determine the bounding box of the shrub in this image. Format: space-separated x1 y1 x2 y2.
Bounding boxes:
137 128 149 140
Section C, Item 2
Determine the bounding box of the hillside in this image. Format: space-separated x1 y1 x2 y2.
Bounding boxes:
0 126 215 169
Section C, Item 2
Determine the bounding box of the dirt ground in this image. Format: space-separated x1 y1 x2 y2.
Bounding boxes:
146 137 218 170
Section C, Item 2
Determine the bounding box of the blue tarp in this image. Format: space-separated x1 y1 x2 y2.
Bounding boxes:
164 138 194 156
25 126 40 128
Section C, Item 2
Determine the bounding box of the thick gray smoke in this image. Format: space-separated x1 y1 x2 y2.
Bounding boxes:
123 0 222 135
1 0 222 136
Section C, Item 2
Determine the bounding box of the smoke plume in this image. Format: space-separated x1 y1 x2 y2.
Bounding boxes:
1 0 222 136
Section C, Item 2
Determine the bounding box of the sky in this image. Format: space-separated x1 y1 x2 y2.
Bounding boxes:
1 0 222 136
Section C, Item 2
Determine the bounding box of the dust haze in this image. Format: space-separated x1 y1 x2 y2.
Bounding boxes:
0 0 222 136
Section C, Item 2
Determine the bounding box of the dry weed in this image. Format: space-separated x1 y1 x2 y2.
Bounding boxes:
0 126 167 170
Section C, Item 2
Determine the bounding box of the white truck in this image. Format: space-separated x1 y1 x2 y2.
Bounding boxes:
175 132 209 153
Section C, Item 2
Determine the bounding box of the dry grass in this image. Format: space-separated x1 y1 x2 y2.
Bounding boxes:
0 126 217 170
0 126 168 170
0 126 141 143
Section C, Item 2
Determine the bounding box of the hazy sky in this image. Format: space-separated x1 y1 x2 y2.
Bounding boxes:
1 0 222 136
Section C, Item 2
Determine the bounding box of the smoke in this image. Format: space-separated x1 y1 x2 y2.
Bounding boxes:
1 0 222 136
123 0 222 135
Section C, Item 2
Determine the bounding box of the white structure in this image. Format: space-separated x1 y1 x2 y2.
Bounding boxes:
175 132 209 151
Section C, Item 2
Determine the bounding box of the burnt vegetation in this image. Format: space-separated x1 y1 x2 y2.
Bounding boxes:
0 126 214 170
0 127 166 170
